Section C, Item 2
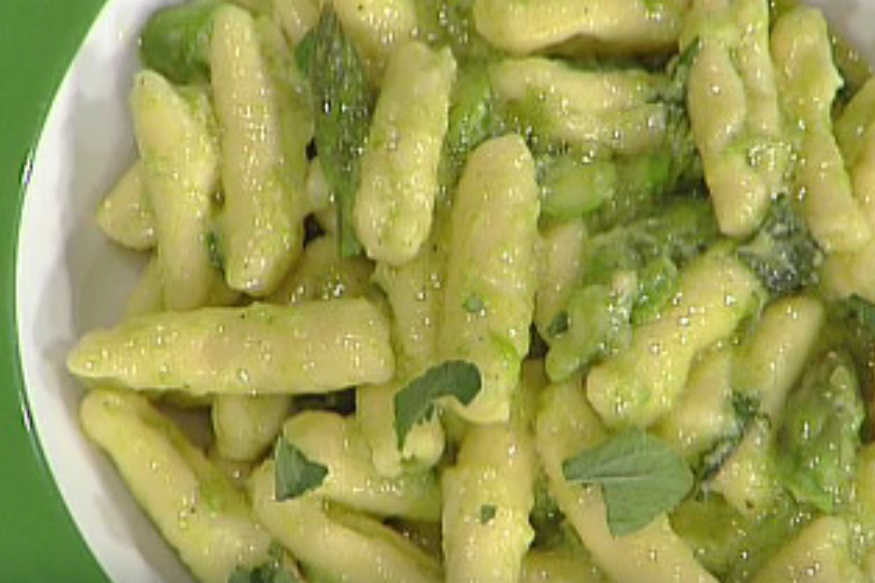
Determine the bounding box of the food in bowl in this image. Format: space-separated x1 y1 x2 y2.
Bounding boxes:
59 0 875 581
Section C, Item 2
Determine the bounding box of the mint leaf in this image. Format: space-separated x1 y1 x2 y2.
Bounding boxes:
274 438 328 501
563 429 693 536
463 295 485 314
309 7 372 257
394 361 482 448
479 504 497 524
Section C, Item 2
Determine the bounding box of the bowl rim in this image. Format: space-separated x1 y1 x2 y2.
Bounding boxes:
0 0 110 580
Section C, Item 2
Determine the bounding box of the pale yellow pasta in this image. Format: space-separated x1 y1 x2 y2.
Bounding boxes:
67 299 395 396
268 234 374 305
249 462 443 583
96 162 156 251
358 239 445 478
271 0 319 44
684 0 788 238
331 0 417 78
442 423 536 583
439 135 540 424
534 220 585 340
212 394 292 462
355 41 456 266
211 5 307 296
81 389 273 583
711 297 824 515
491 59 667 156
654 347 735 462
586 248 763 428
772 6 871 253
130 72 226 310
748 517 865 583
473 0 688 56
124 256 164 318
282 412 442 520
836 77 875 165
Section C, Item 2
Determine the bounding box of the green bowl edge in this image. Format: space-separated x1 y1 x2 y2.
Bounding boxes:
0 0 111 580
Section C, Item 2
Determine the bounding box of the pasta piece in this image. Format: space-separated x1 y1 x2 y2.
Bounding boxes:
653 347 734 462
271 0 319 45
249 462 443 583
212 394 292 462
586 248 763 428
835 77 875 166
748 517 865 583
358 240 445 478
67 299 395 396
211 5 308 296
439 135 540 424
81 389 273 583
130 72 226 310
772 6 871 252
96 162 156 251
125 256 164 318
354 41 456 265
473 0 688 55
331 0 417 78
535 380 718 583
710 296 824 515
535 220 585 340
284 411 441 520
442 422 536 583
684 0 788 238
731 296 824 417
491 59 668 156
521 548 606 583
268 235 374 305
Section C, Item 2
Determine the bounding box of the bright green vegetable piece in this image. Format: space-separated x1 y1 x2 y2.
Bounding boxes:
139 0 221 84
308 7 373 258
546 199 718 382
539 156 617 220
545 280 634 383
776 350 864 513
736 195 821 297
440 61 504 188
67 299 394 396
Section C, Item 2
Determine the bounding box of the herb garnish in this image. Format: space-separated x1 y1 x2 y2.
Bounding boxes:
563 429 693 536
274 438 328 501
394 360 482 448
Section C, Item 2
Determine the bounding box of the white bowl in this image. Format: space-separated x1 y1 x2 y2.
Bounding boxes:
15 1 875 581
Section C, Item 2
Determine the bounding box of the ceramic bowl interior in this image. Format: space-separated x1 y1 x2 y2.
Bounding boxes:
14 1 875 581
